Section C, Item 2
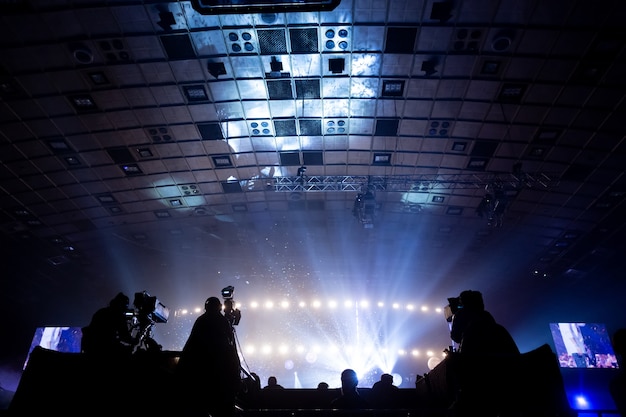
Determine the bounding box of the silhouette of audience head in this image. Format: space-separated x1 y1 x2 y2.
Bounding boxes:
204 296 222 313
331 368 369 409
340 368 359 393
317 381 329 390
264 375 284 389
380 373 393 385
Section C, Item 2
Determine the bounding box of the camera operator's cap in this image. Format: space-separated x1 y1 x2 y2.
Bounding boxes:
205 296 222 311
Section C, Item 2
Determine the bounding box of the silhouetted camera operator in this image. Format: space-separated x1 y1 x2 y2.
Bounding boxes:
81 292 137 357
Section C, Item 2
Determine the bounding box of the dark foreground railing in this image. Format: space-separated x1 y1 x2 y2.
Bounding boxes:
6 344 581 417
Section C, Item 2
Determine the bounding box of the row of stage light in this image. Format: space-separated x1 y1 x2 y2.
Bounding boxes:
239 344 447 359
173 300 446 316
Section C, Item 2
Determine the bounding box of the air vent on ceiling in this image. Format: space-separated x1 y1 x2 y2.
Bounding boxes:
452 28 483 53
146 126 173 142
97 39 130 62
324 119 347 134
221 181 243 193
384 27 417 53
258 29 288 54
160 34 196 60
267 79 293 99
274 119 297 136
299 119 322 136
289 28 318 53
198 123 224 140
303 151 323 165
225 30 257 53
295 79 320 99
107 148 135 164
323 27 350 51
279 151 301 166
374 119 399 136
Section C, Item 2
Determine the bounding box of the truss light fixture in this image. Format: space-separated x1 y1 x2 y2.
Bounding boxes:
373 153 391 165
136 148 153 158
47 138 72 153
528 147 546 158
451 142 467 152
382 80 404 97
432 195 445 203
467 158 487 170
169 199 183 207
64 156 81 166
121 164 143 175
87 71 110 85
535 129 561 142
97 194 117 204
68 94 98 111
498 83 527 102
481 60 501 75
154 210 171 219
212 155 233 167
183 85 209 102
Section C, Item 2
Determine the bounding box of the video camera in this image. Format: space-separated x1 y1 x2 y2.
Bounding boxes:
129 291 169 353
133 291 170 323
444 297 462 323
222 285 241 326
